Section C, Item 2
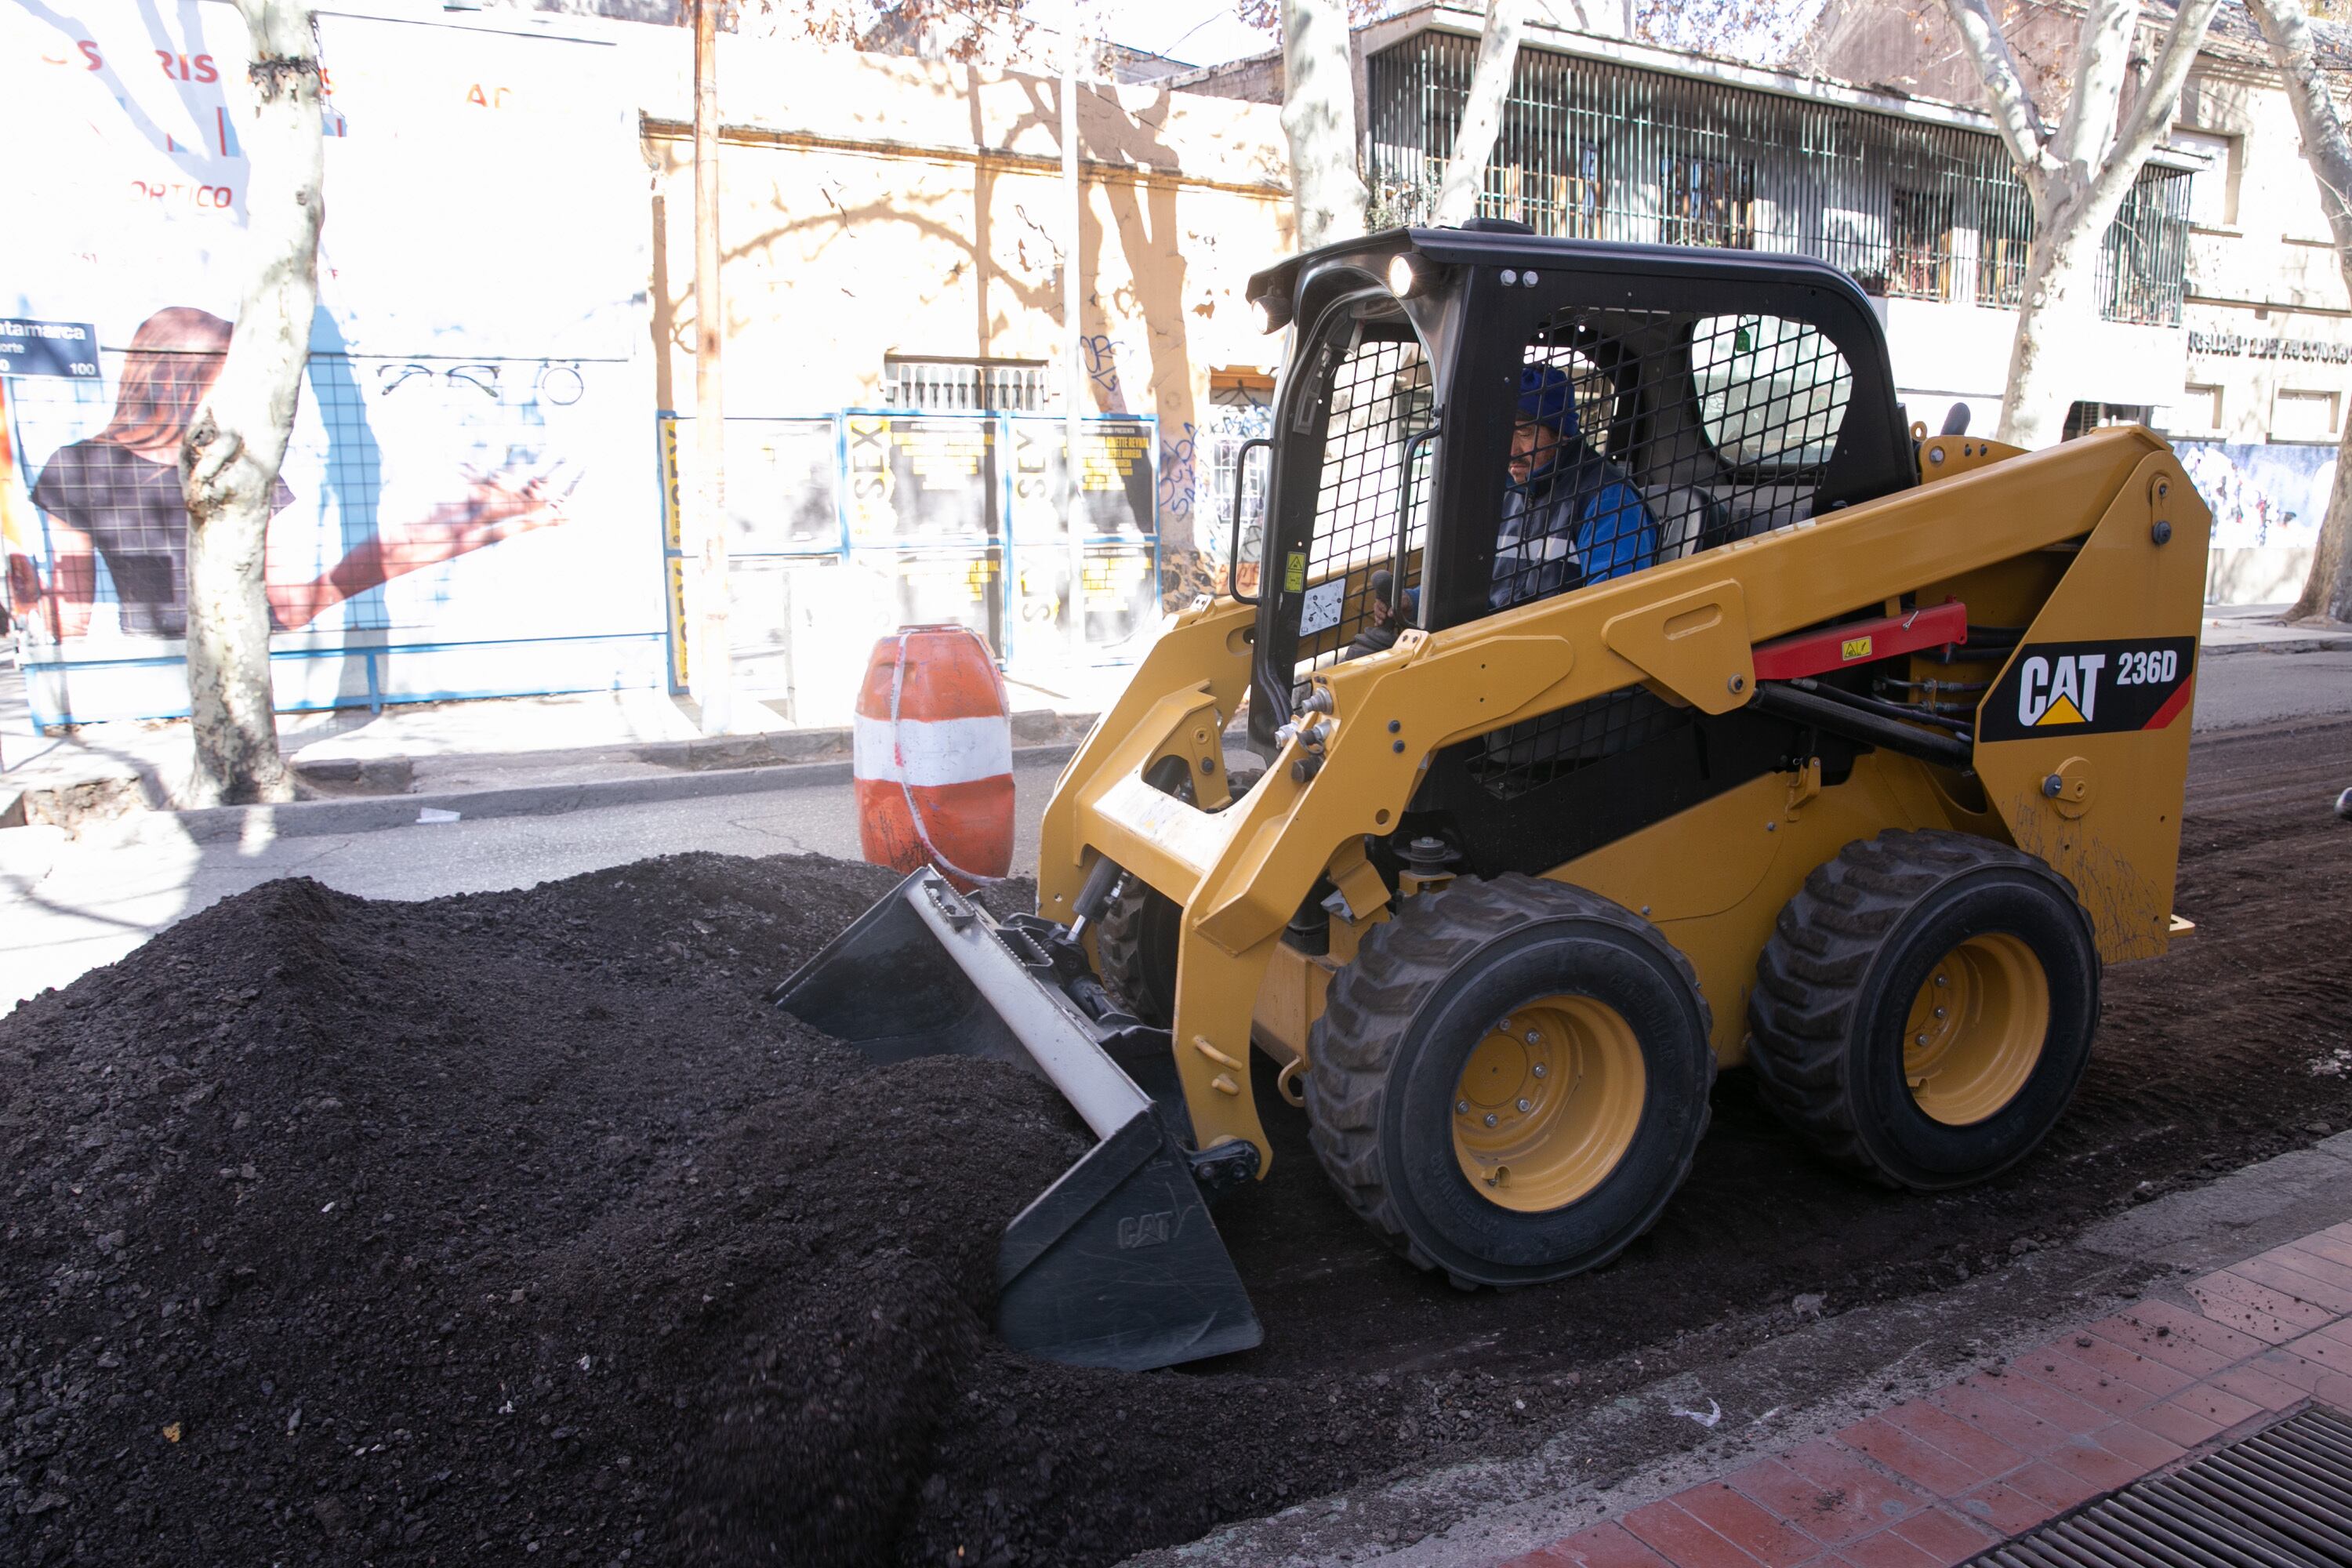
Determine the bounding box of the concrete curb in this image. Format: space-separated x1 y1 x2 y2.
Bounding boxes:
173 742 1080 842
2201 633 2352 659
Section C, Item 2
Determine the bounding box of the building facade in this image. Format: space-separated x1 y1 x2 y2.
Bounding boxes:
0 1 1294 728
1182 0 2347 603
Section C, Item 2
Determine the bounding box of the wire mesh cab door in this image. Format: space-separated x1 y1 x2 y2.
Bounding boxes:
1249 282 1445 750
1401 242 1916 879
1421 246 1914 633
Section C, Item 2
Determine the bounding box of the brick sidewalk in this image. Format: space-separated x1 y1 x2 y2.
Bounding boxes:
1505 1223 2352 1568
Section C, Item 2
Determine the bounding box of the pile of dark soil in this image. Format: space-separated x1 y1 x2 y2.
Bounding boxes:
5 717 2349 1568
0 855 1452 1568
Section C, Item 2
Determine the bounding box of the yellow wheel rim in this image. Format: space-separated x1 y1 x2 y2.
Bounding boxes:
1451 995 1647 1213
1902 932 2049 1126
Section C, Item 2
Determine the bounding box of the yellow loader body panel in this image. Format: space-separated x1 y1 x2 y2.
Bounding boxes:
1040 427 2209 1172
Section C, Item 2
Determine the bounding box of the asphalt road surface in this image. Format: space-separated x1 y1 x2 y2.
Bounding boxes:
4 647 2345 1013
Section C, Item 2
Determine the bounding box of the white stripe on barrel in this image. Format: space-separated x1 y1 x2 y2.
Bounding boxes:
851 713 1015 789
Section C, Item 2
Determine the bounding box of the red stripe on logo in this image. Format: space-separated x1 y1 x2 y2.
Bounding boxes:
2144 673 2194 730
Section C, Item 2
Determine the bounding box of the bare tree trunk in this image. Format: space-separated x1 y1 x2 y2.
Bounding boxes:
1940 0 2222 448
1063 9 1089 667
1279 0 1367 250
180 0 323 806
2245 0 2352 623
1430 0 1526 228
2296 426 2352 622
1994 213 2108 448
691 0 733 731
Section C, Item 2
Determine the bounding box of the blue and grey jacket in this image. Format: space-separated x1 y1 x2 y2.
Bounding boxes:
1492 434 1657 609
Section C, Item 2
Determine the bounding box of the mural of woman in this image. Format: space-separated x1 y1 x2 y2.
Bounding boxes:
16 306 571 642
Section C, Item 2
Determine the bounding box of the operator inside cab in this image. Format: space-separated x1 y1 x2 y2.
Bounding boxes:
1494 364 1659 609
1343 364 1660 662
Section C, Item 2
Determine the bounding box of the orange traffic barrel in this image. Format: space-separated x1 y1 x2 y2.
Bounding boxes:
853 625 1014 891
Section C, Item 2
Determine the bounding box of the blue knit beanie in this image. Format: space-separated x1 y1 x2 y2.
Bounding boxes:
1515 364 1578 436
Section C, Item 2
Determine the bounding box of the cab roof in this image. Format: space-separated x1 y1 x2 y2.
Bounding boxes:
1244 220 1882 318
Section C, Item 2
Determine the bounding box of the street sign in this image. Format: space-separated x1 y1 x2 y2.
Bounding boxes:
0 320 101 380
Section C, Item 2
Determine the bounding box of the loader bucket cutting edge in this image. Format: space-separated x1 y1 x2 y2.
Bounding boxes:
771 867 1262 1371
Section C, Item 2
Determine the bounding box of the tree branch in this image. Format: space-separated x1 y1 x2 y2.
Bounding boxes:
2052 0 2137 177
2100 0 2223 191
1940 0 2056 187
2245 0 2352 261
1431 0 1526 227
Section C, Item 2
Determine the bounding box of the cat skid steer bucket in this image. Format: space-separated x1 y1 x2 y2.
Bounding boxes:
771 866 1262 1371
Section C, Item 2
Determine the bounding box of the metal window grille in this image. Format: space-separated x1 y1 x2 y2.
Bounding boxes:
1475 304 1849 798
1977 190 2034 310
2100 166 2194 326
1365 31 2190 327
1291 334 1435 681
1889 187 1956 301
1661 154 1755 250
881 358 1053 412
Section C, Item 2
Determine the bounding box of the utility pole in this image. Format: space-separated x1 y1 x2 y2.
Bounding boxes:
1062 5 1088 670
691 0 733 732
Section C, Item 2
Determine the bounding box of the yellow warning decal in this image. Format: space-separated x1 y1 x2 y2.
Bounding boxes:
2034 694 2089 726
1284 551 1308 593
1841 635 1873 662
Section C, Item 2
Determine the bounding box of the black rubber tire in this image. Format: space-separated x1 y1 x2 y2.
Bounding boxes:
1303 875 1716 1289
1093 768 1263 1026
1747 829 2100 1192
1096 878 1181 1025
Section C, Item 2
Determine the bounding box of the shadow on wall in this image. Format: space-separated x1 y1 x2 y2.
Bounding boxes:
649 66 1258 608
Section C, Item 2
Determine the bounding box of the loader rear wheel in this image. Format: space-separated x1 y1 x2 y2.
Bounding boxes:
1747 830 2100 1191
1305 875 1715 1288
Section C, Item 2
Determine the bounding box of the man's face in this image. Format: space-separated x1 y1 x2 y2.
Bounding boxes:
1509 419 1559 486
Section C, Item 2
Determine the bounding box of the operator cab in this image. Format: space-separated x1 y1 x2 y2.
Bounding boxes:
1237 223 1918 764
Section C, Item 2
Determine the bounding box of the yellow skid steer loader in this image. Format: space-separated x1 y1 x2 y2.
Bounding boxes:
776 221 2210 1373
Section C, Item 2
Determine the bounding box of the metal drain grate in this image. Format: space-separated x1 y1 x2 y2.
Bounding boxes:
1971 1407 2352 1568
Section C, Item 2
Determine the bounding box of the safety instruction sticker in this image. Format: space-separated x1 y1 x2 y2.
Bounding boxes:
1283 550 1308 593
1298 578 1345 637
1977 637 2197 742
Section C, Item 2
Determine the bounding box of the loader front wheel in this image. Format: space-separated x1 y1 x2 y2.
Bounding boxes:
1095 878 1181 1025
1305 876 1715 1288
1747 830 2100 1191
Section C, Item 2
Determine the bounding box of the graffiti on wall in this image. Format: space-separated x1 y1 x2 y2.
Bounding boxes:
2176 440 2336 550
1157 421 1197 525
4 312 610 651
2 0 655 723
1080 335 1128 413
